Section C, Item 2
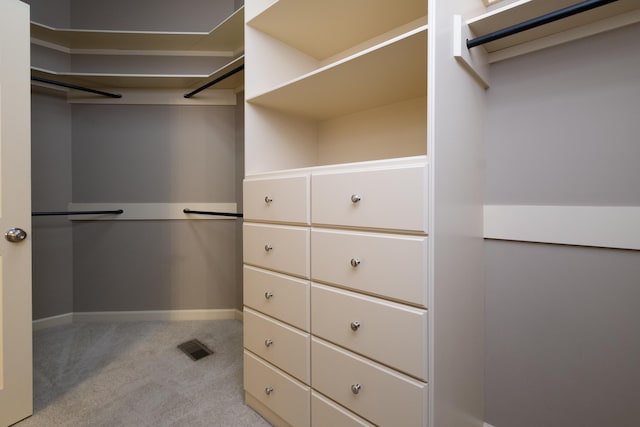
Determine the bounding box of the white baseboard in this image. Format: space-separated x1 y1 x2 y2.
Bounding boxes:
33 312 74 331
33 309 242 329
485 423 496 427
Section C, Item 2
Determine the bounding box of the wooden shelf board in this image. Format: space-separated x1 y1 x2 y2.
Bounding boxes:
247 27 427 121
468 0 639 53
187 55 245 92
31 6 243 53
32 55 244 91
247 0 426 60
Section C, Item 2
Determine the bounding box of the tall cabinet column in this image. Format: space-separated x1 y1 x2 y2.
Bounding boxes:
242 0 485 426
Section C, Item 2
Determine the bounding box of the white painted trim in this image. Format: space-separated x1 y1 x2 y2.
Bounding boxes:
484 205 640 250
67 203 239 220
33 309 242 330
488 8 640 63
453 15 490 89
73 309 243 322
32 313 74 331
66 88 238 106
484 423 497 427
31 38 233 57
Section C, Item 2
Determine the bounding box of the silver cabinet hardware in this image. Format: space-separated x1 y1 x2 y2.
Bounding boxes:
350 258 361 267
265 339 273 347
264 291 274 299
350 321 361 331
5 228 27 243
265 386 274 395
264 244 273 252
351 194 361 203
351 384 362 394
264 196 273 203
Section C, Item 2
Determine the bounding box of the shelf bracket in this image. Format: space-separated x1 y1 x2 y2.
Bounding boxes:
453 15 490 89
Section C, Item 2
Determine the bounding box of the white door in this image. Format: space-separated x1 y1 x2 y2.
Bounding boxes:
0 0 33 425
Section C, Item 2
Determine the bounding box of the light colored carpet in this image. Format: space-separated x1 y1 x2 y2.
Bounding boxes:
15 319 271 427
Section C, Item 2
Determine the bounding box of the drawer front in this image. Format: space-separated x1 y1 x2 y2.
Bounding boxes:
244 175 310 224
244 351 310 427
312 163 428 232
244 223 310 278
243 266 309 331
244 308 310 384
312 391 374 427
312 338 428 427
311 283 428 381
311 229 428 307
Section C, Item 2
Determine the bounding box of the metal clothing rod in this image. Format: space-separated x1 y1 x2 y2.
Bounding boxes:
32 209 124 217
183 208 243 218
31 76 123 99
466 0 618 49
184 64 244 98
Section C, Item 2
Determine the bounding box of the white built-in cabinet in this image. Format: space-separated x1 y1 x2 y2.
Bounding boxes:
242 0 486 426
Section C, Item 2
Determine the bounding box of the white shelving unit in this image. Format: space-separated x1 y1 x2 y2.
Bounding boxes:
242 0 486 426
30 6 245 104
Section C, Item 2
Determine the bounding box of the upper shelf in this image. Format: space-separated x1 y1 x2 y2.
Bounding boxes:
32 55 244 90
247 0 426 60
31 6 244 54
468 0 639 55
247 26 427 121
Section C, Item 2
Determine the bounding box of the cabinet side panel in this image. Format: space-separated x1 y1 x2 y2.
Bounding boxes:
244 104 317 174
429 0 486 426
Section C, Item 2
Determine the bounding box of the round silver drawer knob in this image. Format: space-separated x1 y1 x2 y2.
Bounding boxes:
265 386 274 395
265 339 273 347
350 258 361 267
350 194 361 203
351 384 362 395
264 291 274 299
264 196 273 204
5 227 27 243
350 321 361 331
264 244 273 252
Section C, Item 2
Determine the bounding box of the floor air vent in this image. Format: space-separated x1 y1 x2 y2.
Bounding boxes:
177 339 214 361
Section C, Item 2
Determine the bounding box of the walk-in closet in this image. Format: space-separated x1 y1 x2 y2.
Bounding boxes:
20 0 250 424
2 0 639 426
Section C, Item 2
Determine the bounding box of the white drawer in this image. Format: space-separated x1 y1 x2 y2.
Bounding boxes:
244 175 310 224
243 266 309 331
311 283 428 381
312 163 428 232
311 391 374 427
244 351 310 427
244 308 310 384
311 338 428 427
244 223 310 278
311 229 428 307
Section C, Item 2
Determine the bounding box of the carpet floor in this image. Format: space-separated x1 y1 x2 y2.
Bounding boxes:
14 319 271 427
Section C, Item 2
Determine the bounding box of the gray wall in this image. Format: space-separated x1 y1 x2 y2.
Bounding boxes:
71 104 239 312
22 0 70 27
69 0 234 31
484 23 640 427
31 89 73 319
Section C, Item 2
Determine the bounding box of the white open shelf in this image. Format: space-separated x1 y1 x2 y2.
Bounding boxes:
247 0 427 60
32 55 242 90
468 0 639 55
31 6 244 54
246 26 427 120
